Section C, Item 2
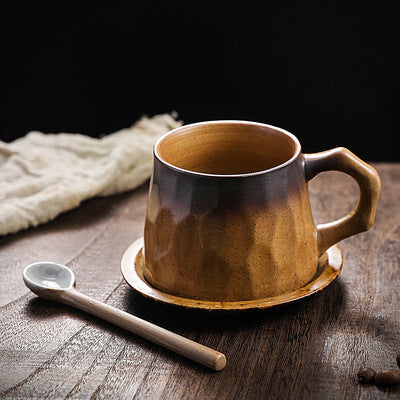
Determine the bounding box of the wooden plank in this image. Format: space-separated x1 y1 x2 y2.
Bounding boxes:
0 163 399 399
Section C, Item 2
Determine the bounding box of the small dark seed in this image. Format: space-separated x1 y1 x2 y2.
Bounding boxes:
374 369 400 387
357 367 376 383
397 352 400 368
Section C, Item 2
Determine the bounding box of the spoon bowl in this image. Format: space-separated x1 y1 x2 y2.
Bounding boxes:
22 261 226 371
23 262 75 293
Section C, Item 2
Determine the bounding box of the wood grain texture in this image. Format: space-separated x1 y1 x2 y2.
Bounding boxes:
0 163 399 399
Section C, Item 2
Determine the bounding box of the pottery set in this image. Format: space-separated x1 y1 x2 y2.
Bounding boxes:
121 121 381 310
23 120 381 370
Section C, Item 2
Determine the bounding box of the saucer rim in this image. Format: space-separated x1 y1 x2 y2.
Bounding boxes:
120 237 343 311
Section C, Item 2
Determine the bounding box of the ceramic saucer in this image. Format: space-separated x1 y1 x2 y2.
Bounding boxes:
120 237 343 311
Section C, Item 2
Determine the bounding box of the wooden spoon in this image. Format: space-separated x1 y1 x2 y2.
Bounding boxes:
23 261 226 371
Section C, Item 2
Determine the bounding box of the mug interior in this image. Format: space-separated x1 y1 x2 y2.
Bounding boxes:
156 121 300 175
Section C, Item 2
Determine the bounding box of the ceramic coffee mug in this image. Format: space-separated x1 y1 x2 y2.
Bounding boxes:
143 121 380 302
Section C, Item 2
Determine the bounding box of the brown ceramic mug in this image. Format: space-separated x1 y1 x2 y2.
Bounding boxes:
143 121 380 302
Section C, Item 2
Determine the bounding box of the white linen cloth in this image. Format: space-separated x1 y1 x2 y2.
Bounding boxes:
0 113 182 235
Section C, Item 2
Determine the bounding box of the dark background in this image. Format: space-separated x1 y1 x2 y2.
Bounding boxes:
1 2 398 160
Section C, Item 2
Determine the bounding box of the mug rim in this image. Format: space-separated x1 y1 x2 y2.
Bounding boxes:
154 120 302 178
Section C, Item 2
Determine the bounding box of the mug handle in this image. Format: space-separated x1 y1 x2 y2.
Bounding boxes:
303 147 381 257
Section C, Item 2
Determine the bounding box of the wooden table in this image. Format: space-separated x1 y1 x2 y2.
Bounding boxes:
1 163 399 399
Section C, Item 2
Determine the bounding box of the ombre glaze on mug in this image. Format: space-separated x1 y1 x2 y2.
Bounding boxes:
143 121 380 302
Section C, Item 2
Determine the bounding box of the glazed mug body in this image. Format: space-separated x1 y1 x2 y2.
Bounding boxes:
143 121 380 302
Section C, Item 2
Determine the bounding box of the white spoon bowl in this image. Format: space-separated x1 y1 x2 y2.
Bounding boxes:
24 261 75 292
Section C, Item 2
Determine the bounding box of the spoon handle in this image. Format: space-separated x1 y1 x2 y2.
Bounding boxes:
57 287 226 371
